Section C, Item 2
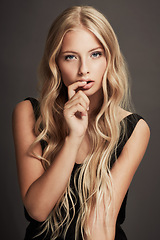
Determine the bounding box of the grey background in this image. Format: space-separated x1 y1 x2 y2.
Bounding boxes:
1 0 159 239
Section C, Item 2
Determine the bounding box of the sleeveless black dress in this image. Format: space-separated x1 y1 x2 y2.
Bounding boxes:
24 97 143 240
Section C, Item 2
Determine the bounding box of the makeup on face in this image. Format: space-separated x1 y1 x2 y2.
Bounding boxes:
57 27 107 99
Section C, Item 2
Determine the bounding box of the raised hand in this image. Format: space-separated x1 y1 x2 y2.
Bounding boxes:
63 81 90 139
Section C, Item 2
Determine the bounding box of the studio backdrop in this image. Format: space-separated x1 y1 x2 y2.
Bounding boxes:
0 0 159 239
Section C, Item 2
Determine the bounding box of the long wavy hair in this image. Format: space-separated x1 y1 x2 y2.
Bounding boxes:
31 5 132 239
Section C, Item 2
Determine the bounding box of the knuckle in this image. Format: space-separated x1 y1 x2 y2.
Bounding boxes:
78 96 83 102
63 106 67 113
77 90 82 95
64 102 68 108
77 103 81 107
64 102 69 111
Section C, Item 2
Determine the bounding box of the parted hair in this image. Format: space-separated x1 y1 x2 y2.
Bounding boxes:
31 5 131 239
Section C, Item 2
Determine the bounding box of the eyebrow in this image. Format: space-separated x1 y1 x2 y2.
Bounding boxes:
61 47 104 54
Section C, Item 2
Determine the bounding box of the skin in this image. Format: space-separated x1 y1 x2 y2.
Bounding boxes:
57 27 107 139
12 26 150 239
58 27 107 112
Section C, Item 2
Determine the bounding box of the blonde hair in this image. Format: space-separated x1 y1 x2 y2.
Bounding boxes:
32 5 131 239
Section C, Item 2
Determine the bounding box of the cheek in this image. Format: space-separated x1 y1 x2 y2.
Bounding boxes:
95 60 107 77
59 65 74 86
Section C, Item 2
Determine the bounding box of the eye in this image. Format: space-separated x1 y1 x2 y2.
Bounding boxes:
64 55 76 61
91 51 103 58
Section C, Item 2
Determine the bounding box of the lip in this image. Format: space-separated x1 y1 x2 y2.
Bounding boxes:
75 79 95 92
81 80 94 90
77 79 93 82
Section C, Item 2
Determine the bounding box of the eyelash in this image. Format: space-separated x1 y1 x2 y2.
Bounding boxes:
91 51 103 58
64 51 103 61
64 55 76 61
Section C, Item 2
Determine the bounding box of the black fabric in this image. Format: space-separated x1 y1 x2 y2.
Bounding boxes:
24 97 143 240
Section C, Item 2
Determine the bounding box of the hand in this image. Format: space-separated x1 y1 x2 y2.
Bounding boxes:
63 81 90 139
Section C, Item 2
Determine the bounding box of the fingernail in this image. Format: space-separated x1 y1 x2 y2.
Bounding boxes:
87 107 89 111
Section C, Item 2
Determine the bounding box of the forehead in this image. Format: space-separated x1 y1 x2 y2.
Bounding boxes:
60 27 102 52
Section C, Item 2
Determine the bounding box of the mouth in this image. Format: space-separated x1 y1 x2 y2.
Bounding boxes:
75 79 94 92
81 80 94 90
86 80 93 84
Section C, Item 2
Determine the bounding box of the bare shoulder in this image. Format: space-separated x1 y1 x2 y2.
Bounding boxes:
12 100 36 130
12 100 37 144
118 106 150 147
12 100 34 121
121 118 150 167
130 118 150 144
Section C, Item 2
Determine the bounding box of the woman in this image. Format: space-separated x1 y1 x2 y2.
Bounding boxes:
12 6 150 240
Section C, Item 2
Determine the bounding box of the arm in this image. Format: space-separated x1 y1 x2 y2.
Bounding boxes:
12 83 89 222
111 119 150 218
12 101 81 222
88 119 150 239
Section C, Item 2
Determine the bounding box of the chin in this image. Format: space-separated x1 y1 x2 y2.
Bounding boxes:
84 88 103 99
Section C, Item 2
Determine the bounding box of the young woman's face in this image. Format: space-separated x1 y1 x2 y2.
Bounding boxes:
57 27 107 99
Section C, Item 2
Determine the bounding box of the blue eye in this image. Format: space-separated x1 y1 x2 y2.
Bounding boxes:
91 51 102 58
64 55 76 60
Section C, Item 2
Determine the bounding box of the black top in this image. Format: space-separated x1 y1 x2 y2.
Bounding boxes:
24 97 143 240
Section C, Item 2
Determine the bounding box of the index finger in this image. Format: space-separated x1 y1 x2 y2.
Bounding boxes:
68 81 87 99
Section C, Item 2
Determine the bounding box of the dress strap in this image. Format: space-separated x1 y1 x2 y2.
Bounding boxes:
24 97 47 151
24 97 40 120
123 113 144 140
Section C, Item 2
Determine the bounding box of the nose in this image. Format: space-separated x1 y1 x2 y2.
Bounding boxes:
78 58 89 76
